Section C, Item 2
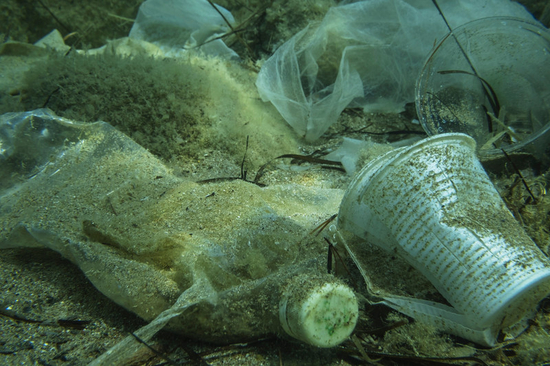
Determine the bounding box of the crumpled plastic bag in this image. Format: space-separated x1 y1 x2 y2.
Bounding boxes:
256 0 535 141
0 109 343 362
129 0 238 58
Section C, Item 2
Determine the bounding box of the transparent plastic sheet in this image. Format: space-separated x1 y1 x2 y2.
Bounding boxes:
0 110 356 363
88 275 216 366
129 0 238 58
0 109 216 363
256 0 535 141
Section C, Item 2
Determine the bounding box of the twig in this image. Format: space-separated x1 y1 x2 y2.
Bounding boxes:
37 0 71 34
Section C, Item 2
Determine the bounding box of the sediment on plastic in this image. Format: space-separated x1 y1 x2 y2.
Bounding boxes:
337 133 550 346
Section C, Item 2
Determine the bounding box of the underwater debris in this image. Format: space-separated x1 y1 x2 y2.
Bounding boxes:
335 133 550 346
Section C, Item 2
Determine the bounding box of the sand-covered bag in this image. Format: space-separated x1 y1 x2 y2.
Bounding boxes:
0 109 358 362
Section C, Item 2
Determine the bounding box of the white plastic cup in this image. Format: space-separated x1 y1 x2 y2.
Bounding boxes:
337 133 550 345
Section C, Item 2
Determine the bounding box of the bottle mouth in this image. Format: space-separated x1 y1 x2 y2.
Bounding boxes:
279 280 358 348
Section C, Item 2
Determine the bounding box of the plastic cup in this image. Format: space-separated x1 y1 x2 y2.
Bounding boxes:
337 133 550 345
416 17 550 158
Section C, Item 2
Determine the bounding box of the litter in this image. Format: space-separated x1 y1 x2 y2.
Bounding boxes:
256 0 536 141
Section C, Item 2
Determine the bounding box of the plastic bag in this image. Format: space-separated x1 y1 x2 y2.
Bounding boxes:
129 0 238 58
0 110 357 362
256 0 535 141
